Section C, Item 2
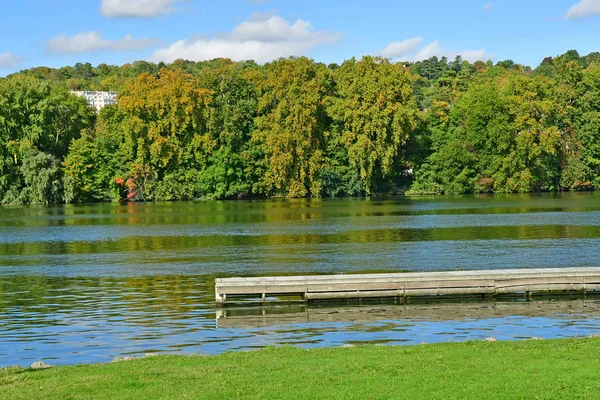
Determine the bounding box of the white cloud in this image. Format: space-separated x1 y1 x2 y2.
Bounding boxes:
0 52 21 68
151 13 342 63
46 31 158 54
414 41 442 60
380 38 493 63
565 0 600 19
380 37 423 59
483 2 494 11
100 0 178 18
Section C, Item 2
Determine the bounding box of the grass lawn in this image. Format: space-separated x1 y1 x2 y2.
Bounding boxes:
2 338 600 399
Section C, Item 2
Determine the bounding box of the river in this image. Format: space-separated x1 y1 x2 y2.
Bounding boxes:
1 193 600 366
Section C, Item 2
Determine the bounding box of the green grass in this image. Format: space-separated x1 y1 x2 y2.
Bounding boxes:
2 339 600 399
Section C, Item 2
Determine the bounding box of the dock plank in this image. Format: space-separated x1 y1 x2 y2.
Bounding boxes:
215 267 600 304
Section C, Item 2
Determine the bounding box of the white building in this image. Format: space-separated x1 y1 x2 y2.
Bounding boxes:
71 91 117 112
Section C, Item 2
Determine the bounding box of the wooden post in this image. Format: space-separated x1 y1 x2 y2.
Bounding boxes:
216 289 225 305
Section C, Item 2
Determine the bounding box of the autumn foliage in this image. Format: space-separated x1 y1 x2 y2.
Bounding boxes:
2 51 600 204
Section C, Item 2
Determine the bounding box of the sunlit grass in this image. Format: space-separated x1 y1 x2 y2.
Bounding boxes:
2 338 599 399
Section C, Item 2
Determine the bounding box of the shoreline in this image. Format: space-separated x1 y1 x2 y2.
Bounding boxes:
1 190 599 207
3 338 600 399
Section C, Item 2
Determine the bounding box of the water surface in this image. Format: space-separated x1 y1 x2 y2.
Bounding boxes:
1 193 600 366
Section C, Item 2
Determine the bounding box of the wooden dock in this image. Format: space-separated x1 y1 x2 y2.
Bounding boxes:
215 267 600 305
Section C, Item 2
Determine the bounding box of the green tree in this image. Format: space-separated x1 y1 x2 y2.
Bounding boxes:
329 56 419 193
562 63 600 189
411 70 563 194
10 150 63 204
195 61 260 198
0 75 94 204
253 57 333 197
116 68 213 200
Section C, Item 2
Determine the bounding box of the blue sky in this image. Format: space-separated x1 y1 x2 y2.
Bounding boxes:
0 0 599 75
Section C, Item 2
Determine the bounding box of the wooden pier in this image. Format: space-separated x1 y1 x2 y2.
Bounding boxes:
215 267 600 305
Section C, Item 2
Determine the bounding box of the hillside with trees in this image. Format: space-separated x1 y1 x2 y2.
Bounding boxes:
1 50 600 204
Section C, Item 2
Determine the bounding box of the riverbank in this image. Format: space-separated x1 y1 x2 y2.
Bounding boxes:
2 338 599 399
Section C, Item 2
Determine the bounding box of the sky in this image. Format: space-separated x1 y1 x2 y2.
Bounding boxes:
1 0 600 75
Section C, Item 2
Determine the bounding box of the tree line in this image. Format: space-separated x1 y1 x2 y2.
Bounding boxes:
1 50 600 204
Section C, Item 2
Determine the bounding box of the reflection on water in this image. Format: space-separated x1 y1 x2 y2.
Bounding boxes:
216 298 600 328
2 193 600 366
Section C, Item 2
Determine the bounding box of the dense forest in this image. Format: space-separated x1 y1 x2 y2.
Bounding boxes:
1 50 600 204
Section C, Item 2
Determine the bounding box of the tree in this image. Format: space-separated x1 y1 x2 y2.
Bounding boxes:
411 70 563 194
0 75 94 203
329 56 419 193
63 125 123 203
116 68 213 200
3 51 600 203
12 150 63 204
253 57 333 197
562 63 600 189
74 62 96 80
195 61 260 198
496 60 516 69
